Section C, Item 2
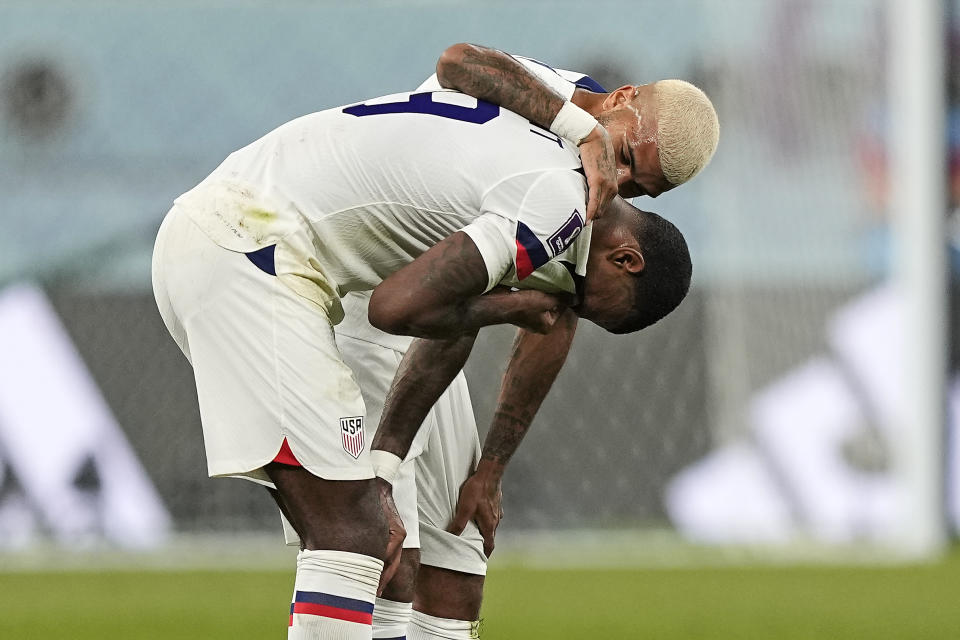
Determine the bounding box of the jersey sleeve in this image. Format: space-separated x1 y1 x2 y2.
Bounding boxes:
414 74 444 92
509 55 577 100
415 52 581 99
460 170 587 292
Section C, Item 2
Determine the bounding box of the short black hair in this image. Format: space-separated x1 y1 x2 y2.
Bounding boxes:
609 209 692 334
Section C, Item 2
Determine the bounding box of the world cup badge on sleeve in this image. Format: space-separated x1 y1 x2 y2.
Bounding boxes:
340 416 365 459
547 209 584 256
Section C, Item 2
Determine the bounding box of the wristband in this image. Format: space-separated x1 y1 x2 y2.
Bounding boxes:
549 100 599 146
370 450 402 485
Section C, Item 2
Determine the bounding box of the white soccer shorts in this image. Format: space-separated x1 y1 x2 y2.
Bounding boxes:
151 205 373 485
414 372 488 576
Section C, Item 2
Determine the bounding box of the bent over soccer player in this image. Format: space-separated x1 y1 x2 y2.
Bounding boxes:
152 52 708 640
328 45 717 639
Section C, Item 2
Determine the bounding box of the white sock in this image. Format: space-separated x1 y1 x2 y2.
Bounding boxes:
408 610 479 640
288 549 383 640
373 597 413 639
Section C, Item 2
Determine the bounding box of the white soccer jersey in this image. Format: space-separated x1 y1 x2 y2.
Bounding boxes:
338 55 606 351
175 81 593 323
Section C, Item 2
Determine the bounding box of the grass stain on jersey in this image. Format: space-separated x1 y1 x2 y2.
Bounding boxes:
238 207 277 243
243 207 276 222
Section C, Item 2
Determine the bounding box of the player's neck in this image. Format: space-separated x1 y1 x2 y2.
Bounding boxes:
571 88 608 118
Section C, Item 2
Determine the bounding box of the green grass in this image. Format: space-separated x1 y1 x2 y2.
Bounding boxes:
2 548 959 639
481 552 960 639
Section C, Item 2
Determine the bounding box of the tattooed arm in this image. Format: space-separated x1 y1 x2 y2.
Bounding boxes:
437 43 568 133
369 228 570 588
447 309 578 556
436 43 617 221
371 334 477 461
370 228 576 560
372 307 577 558
368 231 570 339
370 332 480 592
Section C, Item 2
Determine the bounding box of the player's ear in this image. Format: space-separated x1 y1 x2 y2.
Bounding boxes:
609 247 645 274
602 85 637 109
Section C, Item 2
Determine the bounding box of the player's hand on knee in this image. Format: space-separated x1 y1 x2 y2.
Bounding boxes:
578 124 617 222
376 477 406 596
447 463 503 558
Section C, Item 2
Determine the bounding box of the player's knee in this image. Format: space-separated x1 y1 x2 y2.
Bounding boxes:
290 477 390 559
299 517 388 559
381 549 421 602
414 565 484 621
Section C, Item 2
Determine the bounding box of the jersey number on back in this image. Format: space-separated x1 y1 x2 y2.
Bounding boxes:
343 92 500 124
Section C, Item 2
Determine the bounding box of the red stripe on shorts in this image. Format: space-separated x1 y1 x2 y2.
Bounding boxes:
273 438 302 466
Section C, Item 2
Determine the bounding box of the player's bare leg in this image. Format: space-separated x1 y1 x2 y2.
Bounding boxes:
267 462 388 639
410 566 484 639
380 549 420 602
267 463 387 554
373 550 420 639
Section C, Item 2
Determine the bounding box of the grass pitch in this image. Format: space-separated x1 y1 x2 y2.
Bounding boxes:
2 546 958 639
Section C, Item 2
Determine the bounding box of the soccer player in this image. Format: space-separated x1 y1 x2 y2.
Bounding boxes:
152 68 698 640
432 43 719 215
327 46 719 639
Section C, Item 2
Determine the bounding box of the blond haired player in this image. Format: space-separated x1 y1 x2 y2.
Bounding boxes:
322 45 720 639
433 43 719 218
152 44 707 639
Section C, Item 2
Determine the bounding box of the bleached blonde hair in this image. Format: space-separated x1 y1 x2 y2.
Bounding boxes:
651 80 719 186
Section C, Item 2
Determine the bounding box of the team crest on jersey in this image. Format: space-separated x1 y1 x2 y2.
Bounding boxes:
340 416 365 459
547 210 584 256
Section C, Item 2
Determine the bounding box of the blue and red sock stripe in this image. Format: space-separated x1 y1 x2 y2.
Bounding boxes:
288 590 375 626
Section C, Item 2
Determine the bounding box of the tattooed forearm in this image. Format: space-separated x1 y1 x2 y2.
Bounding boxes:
481 310 578 469
437 43 566 130
484 406 537 466
371 231 568 338
372 333 477 458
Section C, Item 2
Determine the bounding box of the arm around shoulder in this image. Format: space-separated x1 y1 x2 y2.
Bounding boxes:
433 43 566 131
435 42 479 87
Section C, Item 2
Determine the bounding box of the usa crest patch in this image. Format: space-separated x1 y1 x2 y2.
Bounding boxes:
340 416 364 459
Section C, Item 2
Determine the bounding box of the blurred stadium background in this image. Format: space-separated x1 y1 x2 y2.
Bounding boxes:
2 0 960 637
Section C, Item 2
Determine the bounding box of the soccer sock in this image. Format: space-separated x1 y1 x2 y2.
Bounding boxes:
407 610 479 640
288 549 383 640
372 597 413 639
